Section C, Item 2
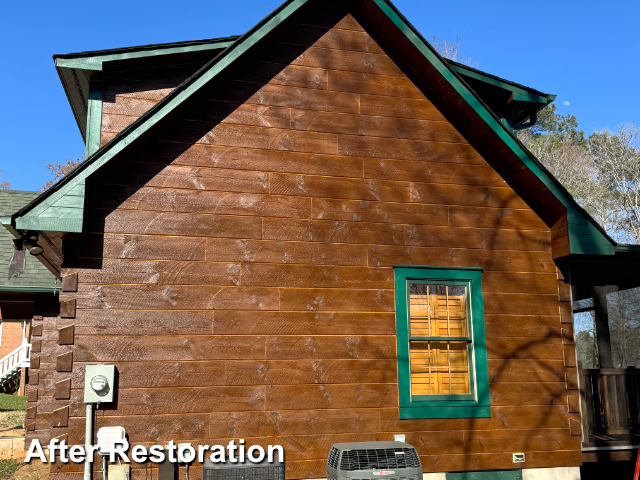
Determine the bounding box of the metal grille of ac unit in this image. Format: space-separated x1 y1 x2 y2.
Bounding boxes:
326 441 422 480
339 448 421 471
327 447 340 469
203 457 284 480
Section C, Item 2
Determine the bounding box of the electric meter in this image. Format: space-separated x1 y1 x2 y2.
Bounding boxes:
91 375 110 396
84 365 116 403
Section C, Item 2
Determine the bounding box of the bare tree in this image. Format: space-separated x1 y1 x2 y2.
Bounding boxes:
519 130 619 235
43 158 84 191
430 36 478 68
0 170 11 190
589 123 640 243
608 288 640 367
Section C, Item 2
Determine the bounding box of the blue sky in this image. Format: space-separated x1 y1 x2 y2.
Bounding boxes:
1 0 638 191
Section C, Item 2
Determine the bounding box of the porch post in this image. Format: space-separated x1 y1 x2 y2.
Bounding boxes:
593 286 614 368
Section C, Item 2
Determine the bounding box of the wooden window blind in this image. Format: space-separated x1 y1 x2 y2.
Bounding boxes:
409 284 471 396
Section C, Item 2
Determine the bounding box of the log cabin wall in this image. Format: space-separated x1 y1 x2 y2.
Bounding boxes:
27 4 582 479
100 60 212 146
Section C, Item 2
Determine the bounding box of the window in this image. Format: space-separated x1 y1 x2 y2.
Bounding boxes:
394 266 491 419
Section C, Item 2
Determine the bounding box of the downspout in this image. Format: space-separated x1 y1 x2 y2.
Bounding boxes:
85 403 94 480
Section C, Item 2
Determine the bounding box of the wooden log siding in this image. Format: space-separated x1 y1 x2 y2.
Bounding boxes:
100 63 212 147
30 7 580 478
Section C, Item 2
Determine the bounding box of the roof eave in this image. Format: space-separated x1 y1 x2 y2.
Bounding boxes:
13 0 311 231
53 36 239 144
17 0 619 258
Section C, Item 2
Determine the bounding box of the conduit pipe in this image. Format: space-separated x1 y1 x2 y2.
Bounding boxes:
84 403 94 480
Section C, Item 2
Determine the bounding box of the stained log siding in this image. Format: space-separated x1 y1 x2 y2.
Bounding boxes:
29 6 579 479
101 62 212 146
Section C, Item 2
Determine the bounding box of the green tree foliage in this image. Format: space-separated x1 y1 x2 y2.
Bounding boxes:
531 103 585 144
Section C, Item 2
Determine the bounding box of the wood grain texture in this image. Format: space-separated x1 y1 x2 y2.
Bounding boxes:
94 186 312 219
29 8 577 476
143 142 366 178
66 359 398 388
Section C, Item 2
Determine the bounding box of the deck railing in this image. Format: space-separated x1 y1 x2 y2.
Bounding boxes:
0 344 31 384
580 367 640 445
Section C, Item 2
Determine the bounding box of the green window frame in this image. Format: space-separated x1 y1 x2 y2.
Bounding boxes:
394 266 491 419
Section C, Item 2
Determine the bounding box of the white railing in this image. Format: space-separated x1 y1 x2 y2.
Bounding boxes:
0 344 31 383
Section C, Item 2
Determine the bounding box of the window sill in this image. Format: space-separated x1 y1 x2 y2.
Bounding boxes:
400 405 491 419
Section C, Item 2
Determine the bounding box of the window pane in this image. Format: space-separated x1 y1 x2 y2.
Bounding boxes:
409 283 468 337
409 341 470 395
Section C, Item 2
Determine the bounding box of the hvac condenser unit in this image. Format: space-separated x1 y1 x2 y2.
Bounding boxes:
203 456 284 480
327 442 422 480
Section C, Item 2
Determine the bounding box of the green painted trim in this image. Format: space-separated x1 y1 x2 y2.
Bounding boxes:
394 266 491 419
0 285 59 294
54 39 236 72
14 0 312 232
450 64 553 104
371 0 615 256
616 244 640 255
85 80 103 157
410 336 471 342
392 265 484 272
446 470 523 480
400 406 491 419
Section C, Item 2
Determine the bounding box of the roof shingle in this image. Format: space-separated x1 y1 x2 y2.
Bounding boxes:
0 191 57 289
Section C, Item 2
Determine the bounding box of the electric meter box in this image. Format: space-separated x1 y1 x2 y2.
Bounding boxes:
84 364 116 403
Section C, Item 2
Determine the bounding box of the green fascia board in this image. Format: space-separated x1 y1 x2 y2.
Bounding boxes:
53 38 238 72
14 0 312 233
449 63 554 104
370 0 615 256
15 0 618 257
615 244 640 255
0 285 59 294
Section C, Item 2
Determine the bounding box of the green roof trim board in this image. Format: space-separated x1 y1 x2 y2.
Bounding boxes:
55 37 238 142
53 36 238 71
12 0 617 256
448 61 556 105
0 191 58 291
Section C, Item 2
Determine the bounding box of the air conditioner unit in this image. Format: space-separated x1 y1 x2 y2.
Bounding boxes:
203 456 284 480
327 442 422 480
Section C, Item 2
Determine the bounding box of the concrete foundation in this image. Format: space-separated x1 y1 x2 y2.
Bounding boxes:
523 467 581 480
